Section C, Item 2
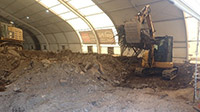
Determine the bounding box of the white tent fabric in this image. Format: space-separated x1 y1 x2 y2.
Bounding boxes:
36 0 119 54
170 0 200 20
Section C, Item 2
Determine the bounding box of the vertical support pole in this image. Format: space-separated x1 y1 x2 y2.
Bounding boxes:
194 21 200 101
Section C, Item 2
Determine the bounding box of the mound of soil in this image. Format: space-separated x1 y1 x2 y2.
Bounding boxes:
0 49 195 91
0 49 196 112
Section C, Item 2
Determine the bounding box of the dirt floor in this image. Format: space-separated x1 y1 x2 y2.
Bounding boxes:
0 49 198 112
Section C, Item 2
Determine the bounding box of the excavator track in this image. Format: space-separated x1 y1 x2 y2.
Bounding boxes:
135 67 178 80
0 40 23 51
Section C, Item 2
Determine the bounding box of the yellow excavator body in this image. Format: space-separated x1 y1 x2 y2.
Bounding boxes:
0 22 23 50
142 50 173 69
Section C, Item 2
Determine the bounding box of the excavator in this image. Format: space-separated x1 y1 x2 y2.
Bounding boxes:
0 21 23 50
118 5 178 80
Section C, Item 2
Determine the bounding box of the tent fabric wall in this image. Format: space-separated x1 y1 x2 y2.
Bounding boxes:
23 32 36 50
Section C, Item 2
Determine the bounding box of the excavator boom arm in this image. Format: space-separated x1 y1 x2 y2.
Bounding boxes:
137 5 155 39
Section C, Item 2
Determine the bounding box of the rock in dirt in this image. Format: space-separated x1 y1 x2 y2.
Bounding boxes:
13 87 21 92
41 59 51 67
160 94 168 99
84 62 93 71
80 71 85 75
59 78 68 86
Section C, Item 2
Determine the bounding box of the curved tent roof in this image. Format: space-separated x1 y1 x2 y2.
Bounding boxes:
0 0 188 62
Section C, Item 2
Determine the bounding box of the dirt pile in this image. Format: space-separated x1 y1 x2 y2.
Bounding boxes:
0 49 195 91
0 50 131 92
56 50 130 85
0 49 196 112
0 50 21 91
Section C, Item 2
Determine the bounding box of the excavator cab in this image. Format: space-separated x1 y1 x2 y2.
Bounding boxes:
0 22 9 39
153 36 173 68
